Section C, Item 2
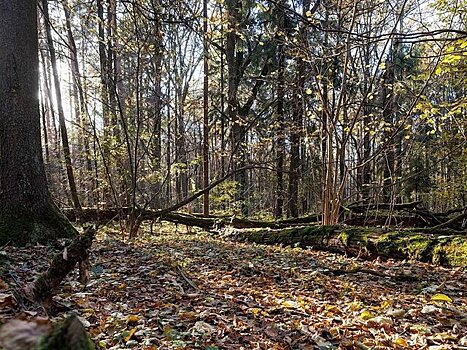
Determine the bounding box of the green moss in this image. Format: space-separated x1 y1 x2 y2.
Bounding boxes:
339 228 370 246
0 204 77 246
376 231 467 266
36 314 94 350
405 235 433 261
375 231 433 261
242 225 339 247
432 237 467 267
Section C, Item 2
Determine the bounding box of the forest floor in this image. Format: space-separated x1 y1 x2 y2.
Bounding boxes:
1 224 466 350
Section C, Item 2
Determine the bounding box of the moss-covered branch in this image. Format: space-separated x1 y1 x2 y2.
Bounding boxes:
30 227 96 302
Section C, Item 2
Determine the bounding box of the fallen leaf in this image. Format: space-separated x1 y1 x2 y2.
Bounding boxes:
386 308 405 318
282 299 300 309
431 293 452 303
359 310 374 320
394 337 408 347
126 315 139 324
421 305 439 314
0 293 16 308
366 316 393 331
124 327 137 342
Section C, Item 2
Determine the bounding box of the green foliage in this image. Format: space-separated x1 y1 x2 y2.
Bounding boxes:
210 180 237 208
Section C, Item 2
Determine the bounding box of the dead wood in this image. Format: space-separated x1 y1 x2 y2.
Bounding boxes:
63 208 295 230
29 227 96 302
429 211 467 231
221 225 467 267
346 201 422 213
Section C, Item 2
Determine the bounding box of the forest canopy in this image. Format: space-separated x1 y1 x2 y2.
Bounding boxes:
34 0 466 225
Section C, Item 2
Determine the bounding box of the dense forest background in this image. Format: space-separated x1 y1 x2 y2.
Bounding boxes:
38 0 466 224
1 2 466 348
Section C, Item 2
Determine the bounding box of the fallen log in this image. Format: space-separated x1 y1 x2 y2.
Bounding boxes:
344 202 467 230
221 225 467 267
62 208 311 230
29 227 96 302
346 201 422 213
342 214 427 227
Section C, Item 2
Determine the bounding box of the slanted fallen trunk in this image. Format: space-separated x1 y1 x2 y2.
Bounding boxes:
221 225 467 267
29 227 96 302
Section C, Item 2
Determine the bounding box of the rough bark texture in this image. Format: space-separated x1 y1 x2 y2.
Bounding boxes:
30 228 95 302
221 225 467 267
0 0 77 245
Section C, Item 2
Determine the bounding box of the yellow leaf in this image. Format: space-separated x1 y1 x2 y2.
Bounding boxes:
376 300 392 310
250 307 262 315
360 310 374 320
305 88 312 95
394 337 408 347
431 293 452 303
126 315 139 324
124 328 137 342
329 327 339 337
282 300 299 308
305 10 312 17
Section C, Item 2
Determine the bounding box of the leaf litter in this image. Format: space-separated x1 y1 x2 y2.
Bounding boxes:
0 224 466 349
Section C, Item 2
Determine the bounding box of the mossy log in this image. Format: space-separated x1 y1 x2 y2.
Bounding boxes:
221 225 467 267
30 227 96 302
0 314 94 350
37 314 94 350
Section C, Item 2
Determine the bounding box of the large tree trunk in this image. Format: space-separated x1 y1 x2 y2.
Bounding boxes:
0 0 77 245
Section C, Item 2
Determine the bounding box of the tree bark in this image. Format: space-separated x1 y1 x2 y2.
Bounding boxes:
226 0 247 215
0 0 77 245
30 228 95 302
